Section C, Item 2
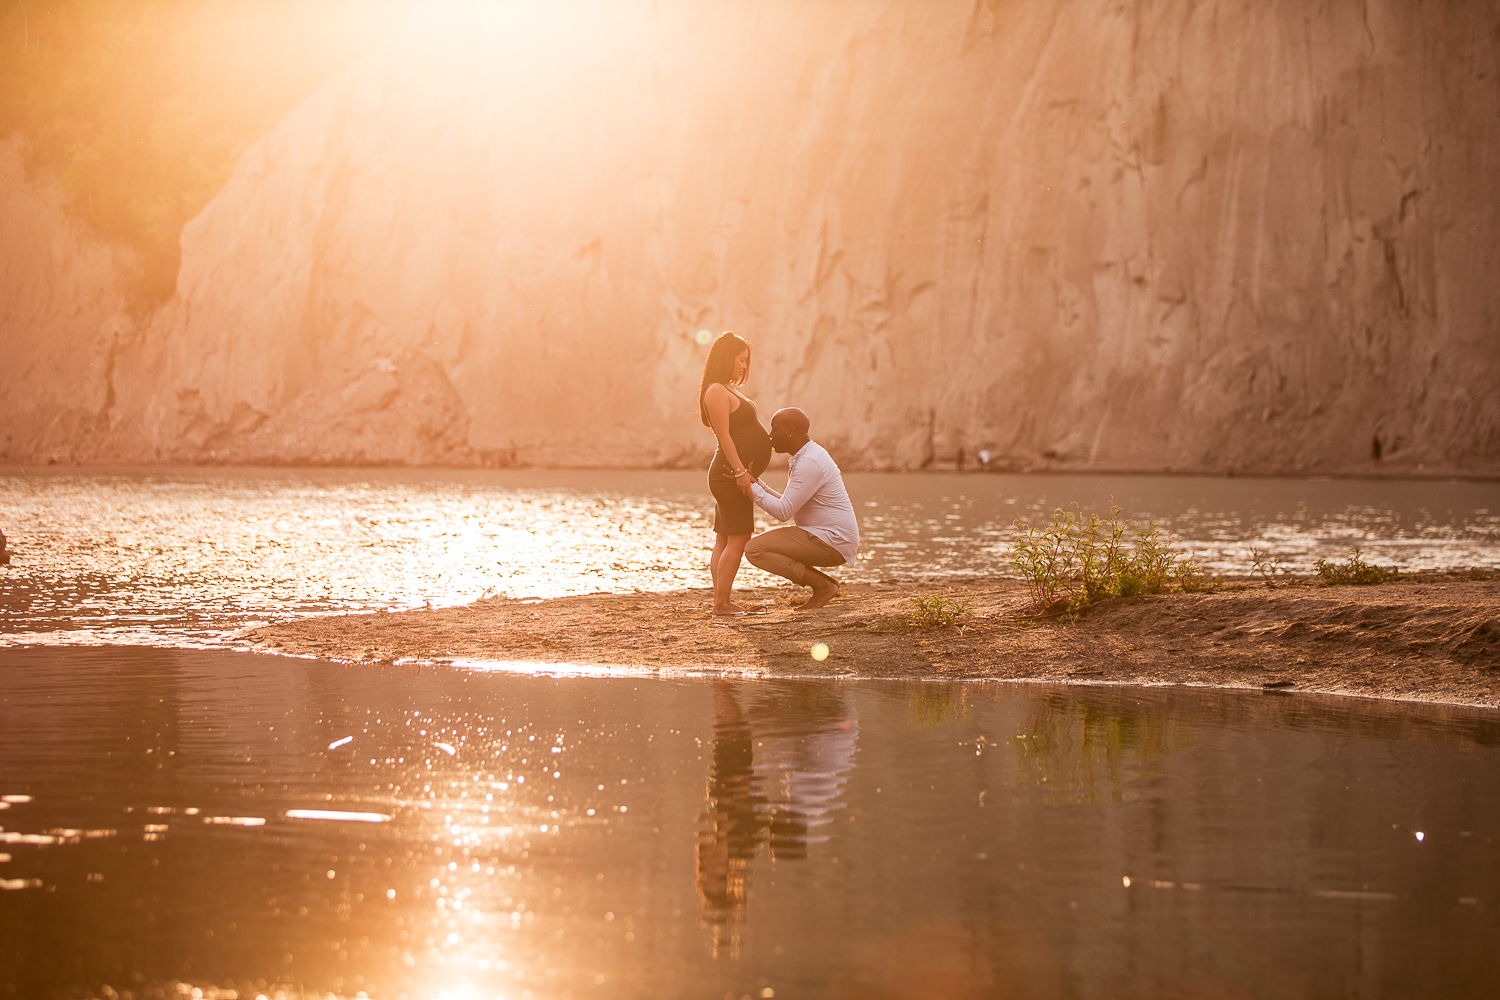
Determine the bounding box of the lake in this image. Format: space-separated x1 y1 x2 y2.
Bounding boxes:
2 467 1495 647
2 647 1498 999
2 467 1497 998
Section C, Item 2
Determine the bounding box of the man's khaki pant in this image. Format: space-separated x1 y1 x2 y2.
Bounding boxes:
745 526 844 586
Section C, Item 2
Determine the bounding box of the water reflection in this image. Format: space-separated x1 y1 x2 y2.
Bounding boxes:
907 684 973 728
3 648 1500 998
1012 692 1195 804
696 681 857 955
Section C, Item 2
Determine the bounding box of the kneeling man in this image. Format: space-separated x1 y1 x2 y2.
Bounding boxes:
740 408 859 610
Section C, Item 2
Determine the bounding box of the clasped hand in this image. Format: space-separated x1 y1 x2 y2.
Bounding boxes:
735 472 757 498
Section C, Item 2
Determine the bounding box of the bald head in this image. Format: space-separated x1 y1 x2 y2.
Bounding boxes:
768 407 812 454
771 407 809 435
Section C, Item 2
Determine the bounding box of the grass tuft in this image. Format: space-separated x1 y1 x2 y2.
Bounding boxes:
1175 561 1222 593
1249 547 1292 587
907 593 972 628
1313 549 1397 586
1010 501 1202 617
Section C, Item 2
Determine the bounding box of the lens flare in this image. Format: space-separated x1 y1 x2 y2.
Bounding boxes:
285 809 392 823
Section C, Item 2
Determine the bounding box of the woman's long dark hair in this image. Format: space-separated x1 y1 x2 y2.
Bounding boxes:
698 332 752 426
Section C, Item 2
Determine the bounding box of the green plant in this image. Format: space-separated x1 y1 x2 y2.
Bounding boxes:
1249 546 1291 586
1313 549 1396 586
1010 501 1198 613
1057 592 1091 625
1469 568 1494 581
1123 519 1180 594
907 593 972 628
1009 506 1077 603
1175 560 1221 593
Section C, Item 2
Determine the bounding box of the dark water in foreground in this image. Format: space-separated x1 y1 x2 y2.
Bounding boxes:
3 648 1498 999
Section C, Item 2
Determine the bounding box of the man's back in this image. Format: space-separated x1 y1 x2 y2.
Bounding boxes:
751 440 858 565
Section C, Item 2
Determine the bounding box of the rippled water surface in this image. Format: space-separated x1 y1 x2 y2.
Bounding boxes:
2 648 1497 999
1 466 1496 645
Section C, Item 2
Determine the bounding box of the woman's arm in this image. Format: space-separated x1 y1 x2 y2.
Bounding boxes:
703 383 751 476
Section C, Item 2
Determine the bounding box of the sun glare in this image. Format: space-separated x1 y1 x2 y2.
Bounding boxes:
398 0 654 81
0 0 422 306
404 0 609 45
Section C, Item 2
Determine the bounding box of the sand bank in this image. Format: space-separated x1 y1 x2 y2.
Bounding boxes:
242 575 1500 709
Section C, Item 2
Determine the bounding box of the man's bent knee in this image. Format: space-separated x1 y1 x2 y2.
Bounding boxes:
746 550 806 586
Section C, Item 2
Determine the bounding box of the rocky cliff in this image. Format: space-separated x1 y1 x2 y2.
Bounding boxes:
0 138 135 464
8 0 1499 474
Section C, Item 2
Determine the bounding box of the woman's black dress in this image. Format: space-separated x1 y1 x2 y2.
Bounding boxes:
707 387 772 535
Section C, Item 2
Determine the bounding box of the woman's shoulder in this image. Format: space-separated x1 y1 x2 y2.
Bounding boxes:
703 382 740 405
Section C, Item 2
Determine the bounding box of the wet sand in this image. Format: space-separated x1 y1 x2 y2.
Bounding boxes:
242 574 1500 708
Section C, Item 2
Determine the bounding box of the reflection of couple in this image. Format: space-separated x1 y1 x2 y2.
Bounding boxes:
698 332 860 615
695 680 858 952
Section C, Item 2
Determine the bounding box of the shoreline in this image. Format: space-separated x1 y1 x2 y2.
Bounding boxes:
4 461 1498 482
243 575 1500 710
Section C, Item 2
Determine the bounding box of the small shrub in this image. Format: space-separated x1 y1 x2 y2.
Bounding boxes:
1010 506 1079 604
1249 546 1291 586
1126 519 1180 594
908 593 972 628
1314 549 1396 586
1176 560 1221 593
1010 501 1199 614
1469 568 1494 581
1057 593 1091 625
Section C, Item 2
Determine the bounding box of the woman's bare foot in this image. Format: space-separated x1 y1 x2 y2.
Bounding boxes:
796 575 840 611
712 602 748 616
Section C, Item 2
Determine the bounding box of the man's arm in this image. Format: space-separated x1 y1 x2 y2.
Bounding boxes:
749 457 829 521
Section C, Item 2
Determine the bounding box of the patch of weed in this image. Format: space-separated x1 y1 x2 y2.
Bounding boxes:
1011 501 1200 613
1314 548 1397 586
1057 593 1091 625
1469 568 1494 581
1249 546 1292 587
908 593 972 628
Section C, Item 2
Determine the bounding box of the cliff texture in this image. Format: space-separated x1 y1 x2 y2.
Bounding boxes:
0 138 135 464
8 0 1500 473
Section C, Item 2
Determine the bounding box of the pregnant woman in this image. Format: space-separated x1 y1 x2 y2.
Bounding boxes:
699 332 773 615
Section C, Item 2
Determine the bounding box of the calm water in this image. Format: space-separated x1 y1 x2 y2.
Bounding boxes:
4 469 1498 997
1 467 1495 647
2 647 1498 999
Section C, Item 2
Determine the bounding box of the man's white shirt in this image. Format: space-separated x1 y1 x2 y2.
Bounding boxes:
748 441 860 564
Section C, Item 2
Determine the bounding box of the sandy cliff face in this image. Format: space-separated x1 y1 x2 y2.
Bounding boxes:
14 0 1500 473
0 139 136 464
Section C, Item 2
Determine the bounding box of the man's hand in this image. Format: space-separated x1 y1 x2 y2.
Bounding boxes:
736 474 757 498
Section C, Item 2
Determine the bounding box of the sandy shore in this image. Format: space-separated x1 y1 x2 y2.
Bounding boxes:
242 574 1500 708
